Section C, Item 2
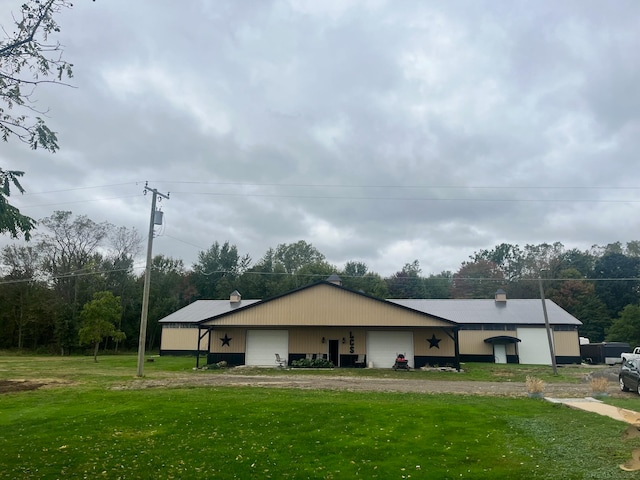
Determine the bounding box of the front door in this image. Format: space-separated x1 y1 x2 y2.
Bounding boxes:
494 344 507 364
329 339 339 367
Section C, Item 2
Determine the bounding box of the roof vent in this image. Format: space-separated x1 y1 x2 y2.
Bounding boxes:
230 290 241 305
326 273 342 286
495 289 507 304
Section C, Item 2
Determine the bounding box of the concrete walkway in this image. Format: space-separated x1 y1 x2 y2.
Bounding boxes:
546 397 640 425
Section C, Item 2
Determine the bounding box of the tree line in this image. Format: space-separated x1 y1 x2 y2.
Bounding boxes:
1 210 640 354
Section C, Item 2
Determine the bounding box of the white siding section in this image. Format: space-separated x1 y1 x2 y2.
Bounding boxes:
245 330 288 366
517 328 553 365
367 331 414 368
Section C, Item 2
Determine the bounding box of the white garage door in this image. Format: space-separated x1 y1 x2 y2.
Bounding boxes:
367 331 414 368
246 330 289 366
517 328 553 365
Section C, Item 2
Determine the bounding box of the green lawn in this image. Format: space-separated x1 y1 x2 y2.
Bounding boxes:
0 355 637 479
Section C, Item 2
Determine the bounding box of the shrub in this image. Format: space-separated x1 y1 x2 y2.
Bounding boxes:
205 361 228 370
525 376 545 394
290 358 334 368
590 376 609 393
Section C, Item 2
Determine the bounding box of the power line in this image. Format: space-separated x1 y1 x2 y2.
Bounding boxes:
21 182 141 196
0 265 639 285
0 265 144 285
148 180 640 191
16 194 142 209
13 180 640 206
169 190 640 203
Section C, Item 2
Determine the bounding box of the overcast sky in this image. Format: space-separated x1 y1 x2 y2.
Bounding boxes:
3 0 640 277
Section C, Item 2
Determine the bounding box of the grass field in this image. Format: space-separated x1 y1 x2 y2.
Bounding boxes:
0 354 638 479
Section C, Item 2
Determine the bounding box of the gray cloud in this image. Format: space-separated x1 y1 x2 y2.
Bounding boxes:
3 0 640 277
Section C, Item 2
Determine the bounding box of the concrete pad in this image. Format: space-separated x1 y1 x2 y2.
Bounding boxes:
546 397 640 425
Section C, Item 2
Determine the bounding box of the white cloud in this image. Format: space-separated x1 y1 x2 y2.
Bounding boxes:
102 65 231 136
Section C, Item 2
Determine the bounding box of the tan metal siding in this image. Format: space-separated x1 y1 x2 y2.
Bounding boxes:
414 329 455 356
553 330 580 356
202 284 451 327
288 327 367 355
161 327 208 351
203 326 458 356
209 328 247 353
459 331 501 355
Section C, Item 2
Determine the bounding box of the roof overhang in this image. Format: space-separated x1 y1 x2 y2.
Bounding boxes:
484 335 521 344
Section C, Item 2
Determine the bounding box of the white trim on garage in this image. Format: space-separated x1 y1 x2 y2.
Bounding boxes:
366 331 414 368
245 330 289 366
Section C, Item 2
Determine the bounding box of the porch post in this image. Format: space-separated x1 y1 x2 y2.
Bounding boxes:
454 328 461 372
196 326 202 369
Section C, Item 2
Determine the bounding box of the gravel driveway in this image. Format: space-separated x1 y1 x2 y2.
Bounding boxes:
113 371 630 398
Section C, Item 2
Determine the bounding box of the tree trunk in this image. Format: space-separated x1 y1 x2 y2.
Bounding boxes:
93 342 99 362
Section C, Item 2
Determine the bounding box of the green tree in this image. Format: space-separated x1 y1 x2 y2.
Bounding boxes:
386 260 426 299
472 243 525 282
78 291 124 362
607 304 640 348
593 252 640 317
450 260 505 299
37 211 113 354
273 240 325 274
548 269 611 342
557 248 595 277
291 261 336 289
238 248 289 299
191 241 250 299
100 226 142 350
146 255 188 350
0 244 56 349
424 271 453 299
341 261 389 298
0 169 36 239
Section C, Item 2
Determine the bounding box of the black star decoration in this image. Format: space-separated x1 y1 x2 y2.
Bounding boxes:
427 334 441 349
220 334 232 347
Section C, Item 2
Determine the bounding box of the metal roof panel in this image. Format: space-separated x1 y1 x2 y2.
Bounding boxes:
387 299 582 325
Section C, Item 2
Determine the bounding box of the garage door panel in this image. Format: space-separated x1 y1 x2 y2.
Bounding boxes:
367 331 414 368
517 328 552 365
246 330 288 366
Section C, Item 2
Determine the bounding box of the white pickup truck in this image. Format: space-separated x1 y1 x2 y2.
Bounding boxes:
621 347 640 363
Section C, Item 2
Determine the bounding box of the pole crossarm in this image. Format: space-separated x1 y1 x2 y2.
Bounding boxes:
137 182 170 377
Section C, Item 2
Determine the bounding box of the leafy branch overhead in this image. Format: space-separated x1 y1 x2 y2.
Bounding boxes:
0 0 73 151
0 0 74 240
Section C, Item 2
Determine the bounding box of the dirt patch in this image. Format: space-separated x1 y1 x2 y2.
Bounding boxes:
621 448 640 471
110 373 627 398
0 379 45 394
622 426 640 440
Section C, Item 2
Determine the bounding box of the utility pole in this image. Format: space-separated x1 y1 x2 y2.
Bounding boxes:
137 182 169 377
538 274 558 375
